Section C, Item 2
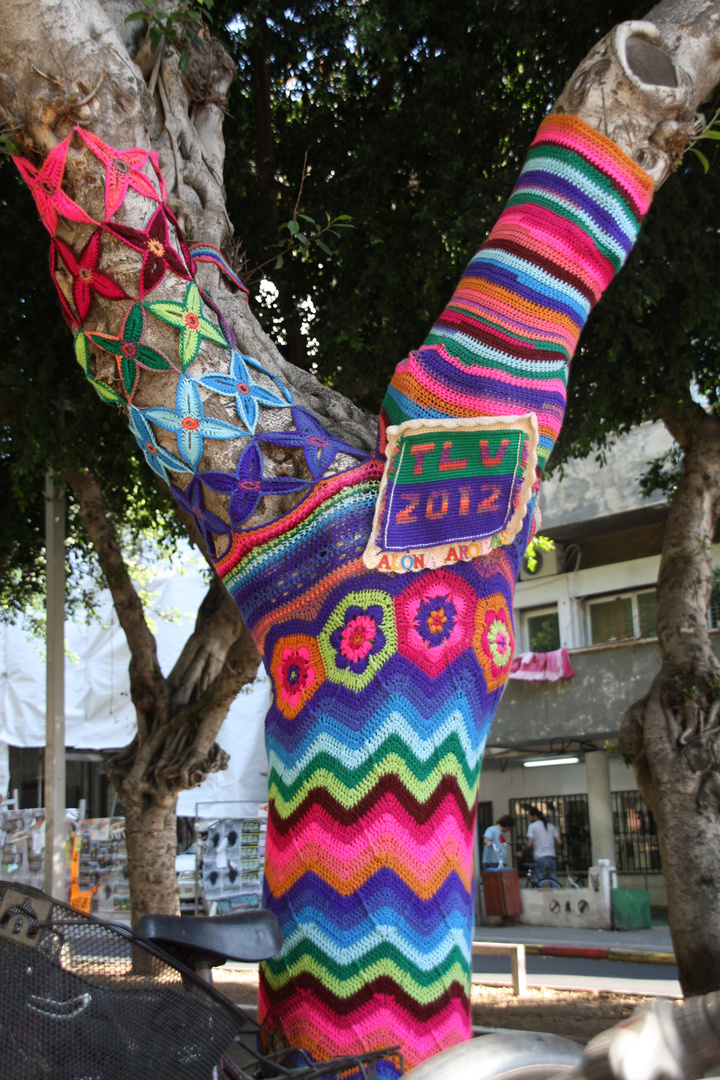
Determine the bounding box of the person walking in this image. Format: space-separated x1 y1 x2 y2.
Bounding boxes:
519 806 561 880
482 815 514 868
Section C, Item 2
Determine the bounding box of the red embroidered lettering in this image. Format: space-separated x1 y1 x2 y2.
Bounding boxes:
413 554 425 570
445 546 459 562
425 489 449 520
459 486 470 516
479 438 510 467
409 441 436 476
395 494 419 524
477 484 501 512
378 555 393 570
459 545 469 560
438 440 467 473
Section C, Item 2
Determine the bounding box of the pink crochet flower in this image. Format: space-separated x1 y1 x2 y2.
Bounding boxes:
339 615 377 663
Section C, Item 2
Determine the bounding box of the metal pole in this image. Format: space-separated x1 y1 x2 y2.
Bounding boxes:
44 469 66 899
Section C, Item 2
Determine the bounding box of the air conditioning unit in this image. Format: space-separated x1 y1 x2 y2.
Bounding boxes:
519 544 564 581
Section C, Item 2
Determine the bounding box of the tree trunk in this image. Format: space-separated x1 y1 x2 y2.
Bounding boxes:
620 405 720 995
67 463 261 921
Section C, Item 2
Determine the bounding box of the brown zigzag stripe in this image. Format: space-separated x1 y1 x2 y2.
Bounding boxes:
480 236 599 306
430 309 558 363
259 967 470 1021
269 772 476 836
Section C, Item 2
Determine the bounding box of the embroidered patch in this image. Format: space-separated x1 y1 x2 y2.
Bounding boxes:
363 414 538 573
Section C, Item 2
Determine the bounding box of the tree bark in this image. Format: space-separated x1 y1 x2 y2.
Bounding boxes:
620 403 720 995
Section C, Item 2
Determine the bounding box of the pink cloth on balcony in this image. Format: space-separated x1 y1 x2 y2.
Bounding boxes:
509 647 575 682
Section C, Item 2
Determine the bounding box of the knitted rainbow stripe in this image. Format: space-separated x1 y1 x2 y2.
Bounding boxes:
213 116 653 1075
380 115 654 470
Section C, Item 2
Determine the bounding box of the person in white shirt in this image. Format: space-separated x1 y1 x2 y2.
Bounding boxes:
518 806 561 880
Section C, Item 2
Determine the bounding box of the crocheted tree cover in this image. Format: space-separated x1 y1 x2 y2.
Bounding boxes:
15 114 653 1075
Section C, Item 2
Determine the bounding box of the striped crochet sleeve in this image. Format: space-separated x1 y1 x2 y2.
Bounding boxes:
380 114 654 472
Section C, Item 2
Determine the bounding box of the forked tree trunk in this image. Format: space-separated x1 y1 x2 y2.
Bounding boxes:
621 405 720 995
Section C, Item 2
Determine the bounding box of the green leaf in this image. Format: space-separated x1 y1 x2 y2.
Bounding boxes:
297 213 316 224
275 255 284 269
287 220 300 235
315 239 332 255
702 130 720 140
692 148 710 173
296 233 309 247
124 9 149 23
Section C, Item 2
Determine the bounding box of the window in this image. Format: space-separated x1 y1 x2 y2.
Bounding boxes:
588 589 657 644
612 791 661 873
525 607 560 653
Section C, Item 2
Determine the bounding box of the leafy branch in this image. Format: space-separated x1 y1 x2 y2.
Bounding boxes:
679 105 720 174
243 154 353 282
523 534 555 574
126 0 214 74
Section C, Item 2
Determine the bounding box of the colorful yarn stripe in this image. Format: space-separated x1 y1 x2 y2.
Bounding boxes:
189 242 250 297
380 114 654 469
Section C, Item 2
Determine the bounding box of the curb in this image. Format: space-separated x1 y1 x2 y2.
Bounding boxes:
523 944 676 966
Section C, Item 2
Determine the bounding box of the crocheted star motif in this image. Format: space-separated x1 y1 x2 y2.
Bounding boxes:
104 204 192 297
53 231 128 325
199 441 310 529
13 134 97 236
127 404 193 485
142 375 239 470
473 593 515 693
197 350 292 433
75 127 163 216
170 475 233 555
145 281 229 368
319 590 396 691
86 302 175 402
395 570 476 676
270 635 325 720
259 406 368 481
73 333 124 407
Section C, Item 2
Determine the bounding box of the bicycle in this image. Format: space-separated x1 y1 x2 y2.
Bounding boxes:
4 877 720 1080
0 879 402 1080
523 864 587 889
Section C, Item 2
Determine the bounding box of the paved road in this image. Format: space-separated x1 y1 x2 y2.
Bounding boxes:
471 951 680 996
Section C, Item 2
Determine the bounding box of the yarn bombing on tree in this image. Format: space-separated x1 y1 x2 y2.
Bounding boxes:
14 113 653 1077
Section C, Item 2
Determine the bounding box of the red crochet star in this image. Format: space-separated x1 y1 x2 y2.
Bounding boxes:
52 231 128 325
75 127 164 217
103 204 192 297
13 134 97 236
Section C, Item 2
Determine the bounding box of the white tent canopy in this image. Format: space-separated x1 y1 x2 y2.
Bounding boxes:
0 555 269 817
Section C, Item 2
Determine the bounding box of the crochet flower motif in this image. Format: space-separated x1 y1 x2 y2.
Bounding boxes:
197 351 292 433
270 634 325 720
142 375 239 470
74 333 124 407
319 590 396 691
259 406 368 481
86 303 175 402
104 204 192 297
473 593 515 693
75 127 163 217
145 281 229 368
127 405 192 486
395 570 476 676
198 440 310 529
53 231 128 325
170 475 233 556
13 134 97 236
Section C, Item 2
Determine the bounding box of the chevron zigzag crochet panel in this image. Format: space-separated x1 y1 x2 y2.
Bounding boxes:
15 112 653 1076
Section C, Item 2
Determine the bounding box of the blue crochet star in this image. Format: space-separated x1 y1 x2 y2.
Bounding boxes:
199 440 310 529
128 405 193 485
258 406 368 480
141 376 240 471
170 475 233 556
196 350 292 433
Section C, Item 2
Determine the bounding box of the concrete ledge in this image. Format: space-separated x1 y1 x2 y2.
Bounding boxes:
523 944 676 965
472 941 526 996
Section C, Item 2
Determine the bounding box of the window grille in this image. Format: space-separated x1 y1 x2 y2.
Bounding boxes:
509 794 591 873
612 790 662 873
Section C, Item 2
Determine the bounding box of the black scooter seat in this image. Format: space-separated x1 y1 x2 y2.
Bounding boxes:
136 908 283 965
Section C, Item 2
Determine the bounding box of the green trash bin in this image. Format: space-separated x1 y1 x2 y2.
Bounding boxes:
612 887 651 929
